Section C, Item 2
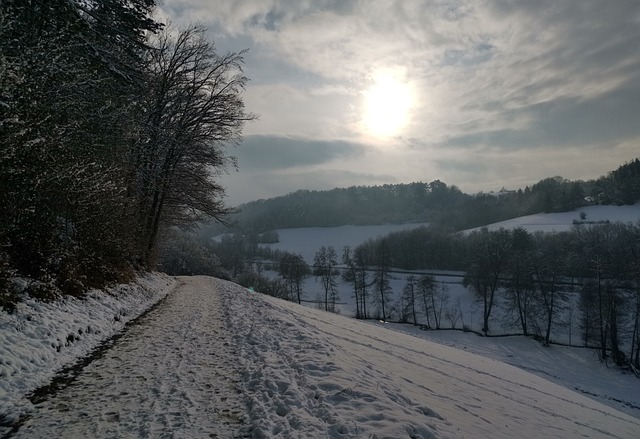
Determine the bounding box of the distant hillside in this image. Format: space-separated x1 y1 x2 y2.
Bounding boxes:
226 181 467 232
202 157 640 235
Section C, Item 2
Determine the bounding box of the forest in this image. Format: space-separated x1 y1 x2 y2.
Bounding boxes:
203 157 640 234
0 1 252 310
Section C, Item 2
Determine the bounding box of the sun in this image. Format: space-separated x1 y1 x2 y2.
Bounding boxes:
360 68 413 139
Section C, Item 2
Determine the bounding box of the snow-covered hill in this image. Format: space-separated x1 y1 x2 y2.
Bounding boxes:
3 277 639 438
465 203 640 233
230 281 640 438
253 204 640 419
2 206 639 437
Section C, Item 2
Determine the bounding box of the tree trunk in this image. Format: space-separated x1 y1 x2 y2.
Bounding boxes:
545 296 554 346
411 287 417 325
632 292 640 367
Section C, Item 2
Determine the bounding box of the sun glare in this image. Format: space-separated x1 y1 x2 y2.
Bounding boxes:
361 68 413 139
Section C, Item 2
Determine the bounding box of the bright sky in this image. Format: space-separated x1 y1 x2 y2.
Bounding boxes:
158 0 640 206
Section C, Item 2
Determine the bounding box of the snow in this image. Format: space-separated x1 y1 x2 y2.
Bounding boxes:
465 203 640 233
2 205 640 437
258 205 640 265
0 273 177 430
381 324 640 419
250 204 640 420
263 223 428 264
3 276 640 438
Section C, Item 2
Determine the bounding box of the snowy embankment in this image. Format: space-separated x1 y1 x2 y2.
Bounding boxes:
0 273 177 427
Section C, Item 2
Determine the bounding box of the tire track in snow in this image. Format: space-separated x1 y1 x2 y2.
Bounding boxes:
10 276 249 439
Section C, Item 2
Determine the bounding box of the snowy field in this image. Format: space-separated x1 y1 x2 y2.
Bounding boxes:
260 205 640 264
381 323 640 419
4 277 640 438
465 203 640 233
262 223 429 264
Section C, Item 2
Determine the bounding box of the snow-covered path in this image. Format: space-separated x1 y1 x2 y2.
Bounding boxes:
12 277 248 438
9 276 640 438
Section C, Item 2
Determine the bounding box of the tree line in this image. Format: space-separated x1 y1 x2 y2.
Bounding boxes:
356 223 640 369
202 157 640 235
0 1 252 310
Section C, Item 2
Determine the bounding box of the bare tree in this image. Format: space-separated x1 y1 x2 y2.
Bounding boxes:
629 224 640 370
531 232 568 346
343 246 364 318
504 227 536 335
433 283 450 329
279 253 309 304
575 224 634 365
417 275 436 328
463 228 511 335
402 275 419 325
131 25 255 265
372 239 393 321
313 246 339 312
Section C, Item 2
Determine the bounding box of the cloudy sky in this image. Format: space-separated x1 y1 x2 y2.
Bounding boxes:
158 0 640 206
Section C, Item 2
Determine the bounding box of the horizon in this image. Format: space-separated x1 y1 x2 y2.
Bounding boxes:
229 158 633 207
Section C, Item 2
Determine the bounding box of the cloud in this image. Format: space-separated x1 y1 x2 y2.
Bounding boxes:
160 0 640 204
443 81 640 151
242 82 359 139
162 1 640 143
232 135 366 171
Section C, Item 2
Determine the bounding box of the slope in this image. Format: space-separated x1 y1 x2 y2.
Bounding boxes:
4 276 640 438
228 278 640 438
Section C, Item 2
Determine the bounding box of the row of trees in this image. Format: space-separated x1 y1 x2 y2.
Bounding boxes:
0 1 252 307
203 158 640 236
215 180 467 233
357 223 640 368
235 242 447 327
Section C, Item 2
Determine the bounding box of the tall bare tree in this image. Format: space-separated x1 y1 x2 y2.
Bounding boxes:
402 275 418 325
131 25 255 265
279 253 309 304
313 246 339 312
372 239 393 321
342 246 361 317
530 232 569 346
463 228 511 335
504 227 536 335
